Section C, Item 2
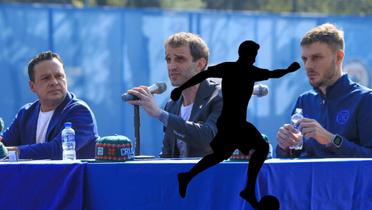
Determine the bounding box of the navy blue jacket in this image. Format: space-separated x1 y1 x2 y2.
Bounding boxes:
1 92 98 159
277 74 372 158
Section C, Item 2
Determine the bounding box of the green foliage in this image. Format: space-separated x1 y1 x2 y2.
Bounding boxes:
3 0 372 15
161 0 205 10
202 0 372 15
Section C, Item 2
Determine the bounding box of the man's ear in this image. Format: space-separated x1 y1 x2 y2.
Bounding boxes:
336 49 344 64
196 57 207 71
29 80 36 93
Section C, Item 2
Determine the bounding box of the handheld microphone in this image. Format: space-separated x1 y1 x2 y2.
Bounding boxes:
252 84 269 97
121 82 167 101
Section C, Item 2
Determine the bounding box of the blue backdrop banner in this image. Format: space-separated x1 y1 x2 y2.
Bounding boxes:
1 4 371 155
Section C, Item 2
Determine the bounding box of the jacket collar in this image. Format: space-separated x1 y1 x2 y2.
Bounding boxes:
174 80 217 121
45 92 74 141
190 80 217 120
314 74 352 99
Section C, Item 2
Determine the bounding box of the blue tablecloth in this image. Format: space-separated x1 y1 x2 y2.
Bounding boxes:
84 158 372 210
84 159 252 210
258 158 372 210
0 160 85 210
2 158 372 210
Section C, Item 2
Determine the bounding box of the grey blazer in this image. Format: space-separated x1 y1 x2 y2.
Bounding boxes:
160 79 223 158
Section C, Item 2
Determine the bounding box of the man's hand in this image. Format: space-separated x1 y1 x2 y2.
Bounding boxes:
287 62 300 72
171 87 182 101
276 124 302 151
126 86 162 118
299 118 333 145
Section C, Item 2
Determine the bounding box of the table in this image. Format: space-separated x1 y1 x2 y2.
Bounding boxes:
84 159 252 210
2 159 372 210
84 158 372 210
258 158 372 210
0 160 85 210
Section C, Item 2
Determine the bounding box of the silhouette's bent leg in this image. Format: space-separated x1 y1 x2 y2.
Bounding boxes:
240 139 268 209
178 153 224 198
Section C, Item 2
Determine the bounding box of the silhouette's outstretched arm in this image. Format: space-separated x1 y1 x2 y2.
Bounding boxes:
254 62 300 81
171 65 225 101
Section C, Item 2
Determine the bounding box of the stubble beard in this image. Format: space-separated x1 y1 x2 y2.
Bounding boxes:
171 62 199 87
311 59 338 89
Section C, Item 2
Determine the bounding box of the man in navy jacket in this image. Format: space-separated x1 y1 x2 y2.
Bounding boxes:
0 51 98 160
276 23 372 158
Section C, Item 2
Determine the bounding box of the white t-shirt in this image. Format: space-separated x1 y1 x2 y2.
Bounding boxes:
36 110 55 144
177 103 193 158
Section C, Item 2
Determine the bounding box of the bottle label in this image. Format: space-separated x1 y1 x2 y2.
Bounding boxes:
63 134 75 142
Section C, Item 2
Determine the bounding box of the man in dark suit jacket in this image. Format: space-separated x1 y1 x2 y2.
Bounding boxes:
161 79 222 157
127 32 222 158
0 51 98 160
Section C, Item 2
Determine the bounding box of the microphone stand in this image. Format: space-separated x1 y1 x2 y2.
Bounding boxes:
134 105 140 156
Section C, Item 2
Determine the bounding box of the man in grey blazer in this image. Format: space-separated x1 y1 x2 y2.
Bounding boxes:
127 32 222 158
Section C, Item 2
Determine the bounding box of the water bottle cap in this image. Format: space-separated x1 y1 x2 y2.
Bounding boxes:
64 122 72 127
295 108 303 113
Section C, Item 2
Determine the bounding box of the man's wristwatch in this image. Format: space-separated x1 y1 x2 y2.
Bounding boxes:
332 134 343 148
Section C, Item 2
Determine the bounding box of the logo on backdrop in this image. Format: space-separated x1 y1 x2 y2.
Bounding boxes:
344 61 369 87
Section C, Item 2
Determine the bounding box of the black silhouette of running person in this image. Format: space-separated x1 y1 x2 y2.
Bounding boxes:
171 40 300 210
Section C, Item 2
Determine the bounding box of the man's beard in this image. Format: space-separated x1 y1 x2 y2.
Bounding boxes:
311 59 337 89
171 63 199 87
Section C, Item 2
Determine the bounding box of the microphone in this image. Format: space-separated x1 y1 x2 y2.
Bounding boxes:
252 84 269 97
121 82 167 101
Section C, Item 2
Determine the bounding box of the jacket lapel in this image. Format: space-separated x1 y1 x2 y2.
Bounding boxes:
45 93 72 142
29 103 40 144
190 80 215 121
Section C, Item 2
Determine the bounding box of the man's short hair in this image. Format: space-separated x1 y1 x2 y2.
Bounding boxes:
300 23 345 52
165 32 209 63
28 51 64 82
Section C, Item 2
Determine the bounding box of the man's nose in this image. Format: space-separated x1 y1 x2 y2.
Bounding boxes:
49 76 59 85
304 60 313 70
168 61 177 71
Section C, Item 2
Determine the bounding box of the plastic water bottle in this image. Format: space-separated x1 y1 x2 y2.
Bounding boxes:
289 108 304 150
268 142 273 159
261 134 272 159
61 122 76 160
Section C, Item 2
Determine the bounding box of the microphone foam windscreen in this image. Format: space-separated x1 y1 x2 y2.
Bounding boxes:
153 82 167 94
